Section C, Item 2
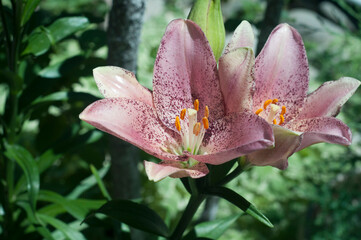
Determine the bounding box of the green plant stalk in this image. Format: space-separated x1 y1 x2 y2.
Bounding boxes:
170 194 205 240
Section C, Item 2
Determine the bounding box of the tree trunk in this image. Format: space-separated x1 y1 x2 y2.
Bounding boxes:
256 0 285 54
106 0 145 239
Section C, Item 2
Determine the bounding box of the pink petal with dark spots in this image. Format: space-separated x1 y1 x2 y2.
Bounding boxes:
297 77 360 119
247 125 302 169
189 111 274 165
153 19 225 130
253 24 309 122
287 117 352 151
79 98 183 161
224 20 254 54
219 47 255 114
144 160 209 182
93 66 153 106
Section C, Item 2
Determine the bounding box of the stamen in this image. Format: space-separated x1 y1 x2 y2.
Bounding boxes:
175 116 181 131
263 99 272 109
255 108 263 115
204 106 209 118
193 122 201 136
202 117 209 129
273 119 277 125
281 106 286 115
279 115 285 125
194 99 199 111
180 108 186 120
272 98 278 104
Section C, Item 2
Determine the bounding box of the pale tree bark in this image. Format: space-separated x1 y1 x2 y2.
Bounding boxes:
106 0 146 239
256 0 285 54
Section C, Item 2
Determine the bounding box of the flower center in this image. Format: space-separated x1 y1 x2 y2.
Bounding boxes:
174 99 209 155
255 98 286 125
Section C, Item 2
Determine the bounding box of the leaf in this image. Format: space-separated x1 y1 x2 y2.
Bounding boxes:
85 199 170 237
22 27 51 56
204 186 273 228
184 214 241 240
38 214 86 240
67 161 110 199
22 17 89 57
37 56 85 78
30 91 99 106
90 164 111 201
21 0 41 26
4 143 39 212
48 17 89 42
14 150 61 196
17 201 55 240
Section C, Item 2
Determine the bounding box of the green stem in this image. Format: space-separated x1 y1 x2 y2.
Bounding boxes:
188 177 198 196
170 194 205 240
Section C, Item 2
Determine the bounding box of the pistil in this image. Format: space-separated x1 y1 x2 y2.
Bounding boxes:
255 98 286 125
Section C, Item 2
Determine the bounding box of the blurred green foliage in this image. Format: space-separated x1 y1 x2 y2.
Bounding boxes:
0 0 360 239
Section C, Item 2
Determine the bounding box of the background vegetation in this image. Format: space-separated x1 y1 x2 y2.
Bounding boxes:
0 0 360 239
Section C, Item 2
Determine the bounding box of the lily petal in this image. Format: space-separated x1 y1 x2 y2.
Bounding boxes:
287 117 352 151
224 20 254 54
190 111 274 165
254 24 309 121
93 66 153 106
247 125 302 169
153 19 224 130
144 160 209 182
79 98 183 161
219 47 255 114
297 77 360 119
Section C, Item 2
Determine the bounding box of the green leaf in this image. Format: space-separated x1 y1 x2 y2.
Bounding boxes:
38 214 86 240
85 199 170 237
185 214 241 240
204 186 273 228
90 164 111 201
38 190 88 220
17 201 55 240
4 143 39 212
21 0 41 26
67 161 110 199
30 91 98 106
48 17 89 42
22 27 51 56
14 150 61 196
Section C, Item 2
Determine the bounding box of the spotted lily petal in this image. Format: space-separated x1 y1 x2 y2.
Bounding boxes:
224 20 254 54
153 19 224 130
190 111 274 165
247 125 302 169
144 160 209 182
287 117 352 151
80 98 183 161
254 24 309 121
297 77 360 119
219 47 255 113
93 66 153 106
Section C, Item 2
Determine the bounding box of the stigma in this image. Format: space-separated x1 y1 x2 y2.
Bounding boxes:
255 98 286 125
174 99 209 155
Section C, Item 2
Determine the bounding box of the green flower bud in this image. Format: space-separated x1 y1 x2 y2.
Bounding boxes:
188 0 225 61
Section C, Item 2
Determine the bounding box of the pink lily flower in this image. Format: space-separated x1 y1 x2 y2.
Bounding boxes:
79 19 274 181
220 21 360 169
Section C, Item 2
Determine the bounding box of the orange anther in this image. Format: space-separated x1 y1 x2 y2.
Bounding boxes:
263 99 272 109
175 116 181 131
255 108 263 115
279 115 285 125
180 108 186 120
202 117 209 129
204 106 209 118
193 122 201 136
281 106 286 115
273 119 277 125
272 98 279 104
194 99 199 111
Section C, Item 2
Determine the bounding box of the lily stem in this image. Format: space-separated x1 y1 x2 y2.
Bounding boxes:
170 194 205 240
